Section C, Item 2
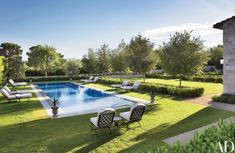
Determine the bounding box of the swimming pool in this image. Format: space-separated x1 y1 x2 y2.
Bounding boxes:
36 82 135 117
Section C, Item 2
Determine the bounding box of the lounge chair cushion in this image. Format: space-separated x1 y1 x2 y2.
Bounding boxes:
111 84 122 88
120 111 131 121
0 89 17 99
90 117 98 127
121 86 134 90
15 82 27 86
19 93 32 98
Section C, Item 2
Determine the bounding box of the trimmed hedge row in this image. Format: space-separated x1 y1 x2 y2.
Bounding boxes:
192 75 222 83
145 73 223 83
97 78 204 97
153 120 235 153
212 94 235 104
23 76 85 82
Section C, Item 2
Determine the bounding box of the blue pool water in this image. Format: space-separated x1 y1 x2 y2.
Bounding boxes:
37 82 134 117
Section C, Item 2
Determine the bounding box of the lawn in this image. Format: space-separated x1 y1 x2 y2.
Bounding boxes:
105 77 223 96
0 82 233 153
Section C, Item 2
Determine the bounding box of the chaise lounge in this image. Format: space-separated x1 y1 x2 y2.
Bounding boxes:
3 85 30 94
111 80 129 88
85 76 99 83
0 88 32 102
120 81 141 91
81 76 94 82
9 79 27 87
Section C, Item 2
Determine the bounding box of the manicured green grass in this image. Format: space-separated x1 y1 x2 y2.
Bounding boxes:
0 83 233 153
105 77 223 96
145 78 223 95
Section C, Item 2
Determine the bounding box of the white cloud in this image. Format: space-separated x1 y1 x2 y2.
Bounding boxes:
139 23 223 47
140 23 222 38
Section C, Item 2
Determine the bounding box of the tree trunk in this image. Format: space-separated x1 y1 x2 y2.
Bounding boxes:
179 76 182 88
143 73 146 83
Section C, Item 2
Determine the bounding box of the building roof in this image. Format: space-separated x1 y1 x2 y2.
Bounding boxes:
213 16 235 30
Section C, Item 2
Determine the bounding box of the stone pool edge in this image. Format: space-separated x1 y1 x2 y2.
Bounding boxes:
31 82 149 119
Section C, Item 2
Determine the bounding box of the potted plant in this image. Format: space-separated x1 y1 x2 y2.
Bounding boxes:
51 98 59 117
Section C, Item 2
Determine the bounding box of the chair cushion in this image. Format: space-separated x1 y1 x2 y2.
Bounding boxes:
16 90 30 94
90 117 98 127
15 82 27 86
19 93 32 98
8 94 17 99
121 86 133 90
120 111 131 121
111 84 122 88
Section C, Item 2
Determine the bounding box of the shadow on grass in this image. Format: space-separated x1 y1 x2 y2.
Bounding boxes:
0 113 122 153
118 107 235 153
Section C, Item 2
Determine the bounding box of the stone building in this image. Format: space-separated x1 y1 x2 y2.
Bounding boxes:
214 16 235 95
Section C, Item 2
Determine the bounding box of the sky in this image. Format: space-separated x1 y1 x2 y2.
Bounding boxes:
0 0 234 60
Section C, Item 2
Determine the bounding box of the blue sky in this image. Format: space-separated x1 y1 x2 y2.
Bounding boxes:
0 0 234 60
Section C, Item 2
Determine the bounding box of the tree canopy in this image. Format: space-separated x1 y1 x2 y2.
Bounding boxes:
64 59 82 76
207 45 223 69
0 42 25 81
27 45 65 77
159 31 208 87
125 34 157 73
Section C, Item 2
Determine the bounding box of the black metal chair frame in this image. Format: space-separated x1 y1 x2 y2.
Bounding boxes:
90 111 115 137
121 106 145 129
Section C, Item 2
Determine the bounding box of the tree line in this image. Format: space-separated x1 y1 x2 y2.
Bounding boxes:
0 31 223 83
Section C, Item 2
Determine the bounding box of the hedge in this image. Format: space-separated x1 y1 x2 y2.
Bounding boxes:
212 94 235 104
152 120 235 153
23 76 85 82
25 69 65 76
145 73 223 83
97 78 204 97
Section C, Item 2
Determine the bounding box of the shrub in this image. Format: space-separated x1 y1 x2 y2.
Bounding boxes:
23 76 85 82
212 94 235 104
153 120 235 153
25 69 66 76
192 75 222 83
97 78 204 97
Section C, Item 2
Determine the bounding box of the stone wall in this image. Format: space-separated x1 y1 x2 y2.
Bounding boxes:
223 18 235 95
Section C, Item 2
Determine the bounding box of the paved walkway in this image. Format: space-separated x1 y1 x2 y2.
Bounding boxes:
185 94 235 112
163 116 235 144
163 94 235 144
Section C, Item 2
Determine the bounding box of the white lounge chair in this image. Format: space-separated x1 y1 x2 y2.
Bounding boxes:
111 80 129 88
9 79 27 87
120 103 145 128
121 81 141 91
81 76 94 82
90 108 115 137
0 88 32 102
3 85 30 94
85 77 99 83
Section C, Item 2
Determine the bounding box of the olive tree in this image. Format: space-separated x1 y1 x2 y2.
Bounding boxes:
27 45 64 78
65 59 82 76
159 31 208 87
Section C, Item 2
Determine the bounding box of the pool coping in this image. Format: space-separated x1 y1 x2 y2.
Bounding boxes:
72 82 149 104
31 81 149 119
30 84 54 118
